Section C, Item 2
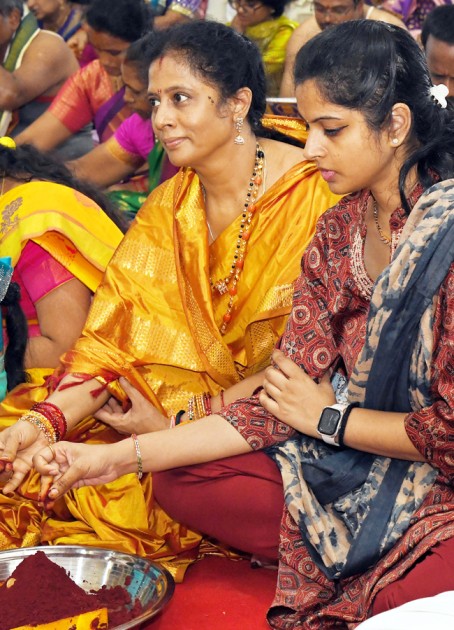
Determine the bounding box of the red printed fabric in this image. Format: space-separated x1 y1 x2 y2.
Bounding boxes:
219 189 454 628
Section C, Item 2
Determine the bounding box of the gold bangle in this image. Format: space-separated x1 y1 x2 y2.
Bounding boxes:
131 433 143 480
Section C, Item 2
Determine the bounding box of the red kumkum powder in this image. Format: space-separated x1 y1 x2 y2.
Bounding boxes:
0 551 143 629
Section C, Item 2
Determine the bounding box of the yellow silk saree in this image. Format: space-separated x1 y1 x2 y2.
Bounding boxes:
0 163 340 573
0 182 123 546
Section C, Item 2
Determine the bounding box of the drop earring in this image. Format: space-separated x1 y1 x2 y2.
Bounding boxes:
234 117 244 145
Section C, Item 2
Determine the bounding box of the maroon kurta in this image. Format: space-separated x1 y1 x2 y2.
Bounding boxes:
220 189 454 628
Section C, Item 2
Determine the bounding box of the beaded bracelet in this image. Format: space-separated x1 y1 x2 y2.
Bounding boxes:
21 410 57 444
188 392 213 420
203 392 212 416
131 433 143 480
187 396 194 421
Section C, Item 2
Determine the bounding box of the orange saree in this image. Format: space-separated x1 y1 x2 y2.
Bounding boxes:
0 160 340 575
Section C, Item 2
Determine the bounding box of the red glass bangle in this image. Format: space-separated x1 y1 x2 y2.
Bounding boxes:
31 401 68 440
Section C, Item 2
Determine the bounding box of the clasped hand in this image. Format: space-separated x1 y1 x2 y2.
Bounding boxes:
259 349 336 436
33 440 124 508
0 419 49 494
94 377 169 434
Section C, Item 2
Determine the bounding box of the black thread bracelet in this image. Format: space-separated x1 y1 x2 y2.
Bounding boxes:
337 402 359 448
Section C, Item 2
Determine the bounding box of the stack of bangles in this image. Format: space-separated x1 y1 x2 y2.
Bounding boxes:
20 401 68 444
169 389 226 428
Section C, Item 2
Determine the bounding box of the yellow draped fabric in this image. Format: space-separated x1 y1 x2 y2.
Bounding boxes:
0 151 340 577
0 181 123 291
244 16 298 96
0 181 123 546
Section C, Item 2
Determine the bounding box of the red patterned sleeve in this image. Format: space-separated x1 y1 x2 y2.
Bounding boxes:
404 264 454 482
219 218 340 449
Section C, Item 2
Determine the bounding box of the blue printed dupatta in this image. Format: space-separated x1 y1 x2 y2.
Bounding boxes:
0 257 13 401
269 179 454 581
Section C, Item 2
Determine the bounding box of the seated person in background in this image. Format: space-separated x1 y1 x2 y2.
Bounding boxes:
0 0 79 137
380 0 448 40
15 0 152 159
26 0 85 43
68 33 178 219
150 0 207 29
228 0 298 96
26 0 97 68
0 20 340 568
0 137 127 401
279 0 407 96
421 5 454 104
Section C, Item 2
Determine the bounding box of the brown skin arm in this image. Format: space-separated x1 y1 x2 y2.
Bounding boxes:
279 22 318 97
0 31 78 111
153 10 192 29
67 143 143 188
15 111 73 152
25 278 92 370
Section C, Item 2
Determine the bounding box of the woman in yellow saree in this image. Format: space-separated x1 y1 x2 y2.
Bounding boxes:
0 139 125 412
0 22 340 575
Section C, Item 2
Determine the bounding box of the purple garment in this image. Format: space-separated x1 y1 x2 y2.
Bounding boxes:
113 113 154 161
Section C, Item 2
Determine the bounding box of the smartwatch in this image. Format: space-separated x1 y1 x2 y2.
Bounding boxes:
317 403 349 446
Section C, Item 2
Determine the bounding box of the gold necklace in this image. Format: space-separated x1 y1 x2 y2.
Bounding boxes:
209 142 265 334
372 199 391 247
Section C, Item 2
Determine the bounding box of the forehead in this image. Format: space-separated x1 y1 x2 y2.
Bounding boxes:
314 0 356 7
296 79 353 119
148 53 216 92
28 0 60 7
121 61 146 88
425 35 454 69
86 26 130 53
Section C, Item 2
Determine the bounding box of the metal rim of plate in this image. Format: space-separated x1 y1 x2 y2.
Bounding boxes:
0 545 175 629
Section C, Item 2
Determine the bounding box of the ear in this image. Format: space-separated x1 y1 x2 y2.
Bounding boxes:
8 8 22 32
388 102 412 148
229 87 253 120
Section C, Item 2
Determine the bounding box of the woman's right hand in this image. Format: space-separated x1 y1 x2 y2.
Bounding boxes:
94 377 170 434
0 420 49 493
67 28 88 60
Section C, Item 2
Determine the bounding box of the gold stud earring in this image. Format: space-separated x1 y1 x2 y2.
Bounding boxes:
234 117 245 145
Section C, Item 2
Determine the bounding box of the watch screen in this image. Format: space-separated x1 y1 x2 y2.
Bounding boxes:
319 408 341 436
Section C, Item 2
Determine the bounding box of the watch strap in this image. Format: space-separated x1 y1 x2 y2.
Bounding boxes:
337 402 359 448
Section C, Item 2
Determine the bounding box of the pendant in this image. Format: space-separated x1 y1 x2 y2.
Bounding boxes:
215 280 228 295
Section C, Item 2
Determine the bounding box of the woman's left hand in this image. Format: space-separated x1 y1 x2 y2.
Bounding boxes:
33 441 122 504
259 349 336 435
94 378 169 434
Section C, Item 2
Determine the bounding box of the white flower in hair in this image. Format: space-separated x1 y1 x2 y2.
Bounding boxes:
429 83 449 109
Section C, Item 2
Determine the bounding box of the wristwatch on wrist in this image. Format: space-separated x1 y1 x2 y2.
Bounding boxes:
317 403 349 446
